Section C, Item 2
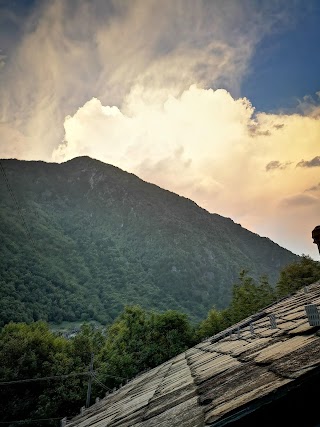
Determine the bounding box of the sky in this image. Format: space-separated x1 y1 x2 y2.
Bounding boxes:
0 0 320 258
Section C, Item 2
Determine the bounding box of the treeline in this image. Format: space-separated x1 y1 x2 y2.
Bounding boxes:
0 157 298 327
1 256 319 425
0 310 193 426
198 255 320 337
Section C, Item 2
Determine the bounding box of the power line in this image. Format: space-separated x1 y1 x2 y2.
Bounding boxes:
0 370 128 386
0 160 37 251
92 375 113 392
0 371 91 386
0 419 62 425
96 373 128 381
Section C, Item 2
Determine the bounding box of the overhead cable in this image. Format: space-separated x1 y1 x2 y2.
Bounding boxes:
0 371 91 386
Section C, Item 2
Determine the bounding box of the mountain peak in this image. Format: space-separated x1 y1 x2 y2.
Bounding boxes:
0 158 298 325
64 155 104 166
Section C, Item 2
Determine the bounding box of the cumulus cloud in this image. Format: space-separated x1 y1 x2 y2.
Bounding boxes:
53 86 254 203
296 156 320 168
296 93 320 118
1 0 320 256
280 193 320 207
248 124 271 137
265 160 292 171
53 86 320 215
51 84 320 256
0 0 294 160
273 123 284 129
305 183 320 192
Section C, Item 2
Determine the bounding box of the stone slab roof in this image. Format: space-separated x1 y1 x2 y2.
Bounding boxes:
67 282 320 427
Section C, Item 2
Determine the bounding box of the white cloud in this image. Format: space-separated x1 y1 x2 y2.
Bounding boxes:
53 85 320 256
0 0 289 160
1 0 319 256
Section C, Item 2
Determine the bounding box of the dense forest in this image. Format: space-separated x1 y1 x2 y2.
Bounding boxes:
0 157 298 326
1 257 320 426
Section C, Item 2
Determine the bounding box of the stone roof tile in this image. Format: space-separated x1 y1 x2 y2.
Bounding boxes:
67 282 320 427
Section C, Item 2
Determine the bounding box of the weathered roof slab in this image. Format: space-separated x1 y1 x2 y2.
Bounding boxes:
67 282 320 427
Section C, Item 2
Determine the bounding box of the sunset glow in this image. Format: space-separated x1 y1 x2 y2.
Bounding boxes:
1 0 319 256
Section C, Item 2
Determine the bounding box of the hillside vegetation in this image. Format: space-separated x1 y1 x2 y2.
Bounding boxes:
0 157 298 325
2 257 320 425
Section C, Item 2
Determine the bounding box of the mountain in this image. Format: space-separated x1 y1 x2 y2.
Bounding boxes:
0 157 298 326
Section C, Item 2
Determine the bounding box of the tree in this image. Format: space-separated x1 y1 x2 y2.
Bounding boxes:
0 309 192 422
97 306 150 387
196 308 224 340
195 271 276 339
223 270 275 325
0 322 92 425
145 310 194 366
97 306 194 388
276 255 320 297
71 323 104 366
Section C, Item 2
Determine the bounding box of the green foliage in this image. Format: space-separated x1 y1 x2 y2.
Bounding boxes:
196 307 224 339
0 307 195 423
197 258 320 341
0 322 88 425
98 306 148 384
227 271 275 324
146 310 194 366
2 254 319 423
276 255 320 297
196 271 276 339
0 157 298 326
97 306 194 387
71 323 105 366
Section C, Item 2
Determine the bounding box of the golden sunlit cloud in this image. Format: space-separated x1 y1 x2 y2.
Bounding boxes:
0 0 283 159
52 85 320 257
0 0 319 257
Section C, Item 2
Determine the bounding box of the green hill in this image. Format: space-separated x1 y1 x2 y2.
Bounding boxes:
0 157 298 326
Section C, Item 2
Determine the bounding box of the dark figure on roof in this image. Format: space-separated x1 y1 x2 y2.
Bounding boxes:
312 225 320 255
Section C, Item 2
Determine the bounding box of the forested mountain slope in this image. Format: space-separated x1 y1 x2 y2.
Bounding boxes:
0 157 298 325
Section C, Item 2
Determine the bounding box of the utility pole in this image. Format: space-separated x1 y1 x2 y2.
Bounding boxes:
86 353 94 408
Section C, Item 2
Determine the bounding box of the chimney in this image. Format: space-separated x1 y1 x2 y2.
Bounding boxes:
312 226 320 255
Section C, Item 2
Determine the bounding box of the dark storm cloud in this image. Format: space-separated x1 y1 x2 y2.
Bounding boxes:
0 0 300 160
273 123 284 129
248 124 271 137
265 160 291 171
296 156 320 168
305 182 320 192
0 0 38 54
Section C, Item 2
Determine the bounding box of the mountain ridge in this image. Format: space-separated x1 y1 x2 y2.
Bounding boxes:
0 156 298 326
